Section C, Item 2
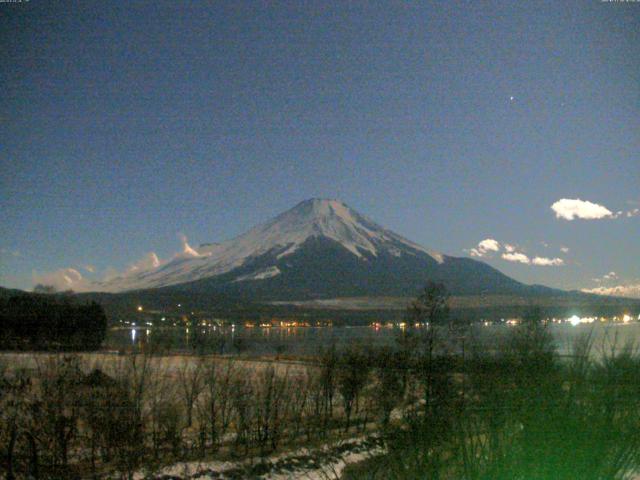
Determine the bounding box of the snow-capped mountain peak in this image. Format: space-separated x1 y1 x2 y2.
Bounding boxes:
92 199 443 292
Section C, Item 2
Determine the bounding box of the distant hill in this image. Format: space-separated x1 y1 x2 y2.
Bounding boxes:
0 286 30 299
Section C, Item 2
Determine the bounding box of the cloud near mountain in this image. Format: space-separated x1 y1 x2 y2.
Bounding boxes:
531 257 564 266
582 284 640 299
502 252 531 264
468 239 565 267
31 240 192 292
32 268 89 292
468 238 500 257
178 234 209 258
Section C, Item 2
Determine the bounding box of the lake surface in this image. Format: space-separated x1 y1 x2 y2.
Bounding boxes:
106 321 640 357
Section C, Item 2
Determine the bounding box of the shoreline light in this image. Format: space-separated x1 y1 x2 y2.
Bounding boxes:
569 315 581 326
568 315 596 326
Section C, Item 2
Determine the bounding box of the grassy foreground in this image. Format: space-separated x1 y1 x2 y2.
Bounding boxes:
344 321 640 480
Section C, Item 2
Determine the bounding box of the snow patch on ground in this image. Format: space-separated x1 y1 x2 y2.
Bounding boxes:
139 436 386 480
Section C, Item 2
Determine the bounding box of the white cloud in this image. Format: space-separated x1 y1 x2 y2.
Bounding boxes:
125 252 161 274
531 256 565 266
591 271 619 283
551 198 615 220
479 239 500 252
116 235 211 279
32 232 213 291
502 252 531 264
478 238 500 252
560 246 570 253
179 234 201 257
176 234 212 259
33 230 214 292
627 208 640 218
581 284 640 299
32 268 90 292
469 239 565 267
468 238 500 257
34 251 162 291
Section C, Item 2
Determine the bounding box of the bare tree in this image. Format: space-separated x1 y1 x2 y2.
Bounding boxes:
147 361 176 462
337 346 371 433
35 355 83 474
229 366 253 456
197 358 236 452
373 347 405 427
303 369 326 441
254 365 291 453
406 282 450 360
177 357 204 428
0 364 31 480
319 344 338 435
78 366 122 479
110 352 153 479
287 370 312 440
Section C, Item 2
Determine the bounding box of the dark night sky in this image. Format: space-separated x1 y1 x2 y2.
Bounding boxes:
1 1 638 295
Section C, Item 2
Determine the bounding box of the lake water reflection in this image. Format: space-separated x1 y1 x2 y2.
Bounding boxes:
106 321 640 357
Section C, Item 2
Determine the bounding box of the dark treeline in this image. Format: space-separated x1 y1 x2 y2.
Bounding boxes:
0 294 107 350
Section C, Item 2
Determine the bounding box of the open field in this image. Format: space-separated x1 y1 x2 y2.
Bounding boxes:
0 351 312 378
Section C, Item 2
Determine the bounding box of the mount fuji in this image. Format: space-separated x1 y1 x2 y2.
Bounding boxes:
90 199 556 300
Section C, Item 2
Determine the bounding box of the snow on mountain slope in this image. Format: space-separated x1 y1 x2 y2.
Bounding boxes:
92 199 443 292
234 266 281 282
